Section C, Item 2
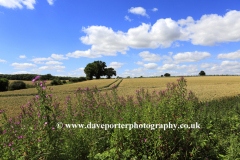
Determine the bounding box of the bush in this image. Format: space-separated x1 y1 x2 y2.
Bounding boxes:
62 80 67 84
50 78 63 86
86 77 92 80
69 78 80 83
9 81 27 91
79 77 87 82
0 78 9 92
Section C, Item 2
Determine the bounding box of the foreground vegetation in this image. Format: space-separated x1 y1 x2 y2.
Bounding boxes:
0 76 240 159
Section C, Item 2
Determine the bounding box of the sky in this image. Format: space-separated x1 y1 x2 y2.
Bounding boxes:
0 0 240 78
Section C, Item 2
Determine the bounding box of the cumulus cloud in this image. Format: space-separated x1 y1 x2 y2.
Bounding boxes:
0 59 7 63
66 49 102 58
74 10 240 59
134 61 144 65
11 63 37 69
152 8 158 12
125 15 133 22
57 70 65 73
182 10 240 46
51 54 68 60
47 0 55 5
172 51 211 63
72 68 84 72
143 63 158 69
79 18 189 58
139 51 162 62
216 49 240 59
38 65 65 71
128 7 149 18
168 52 173 56
12 71 32 74
19 55 26 59
45 61 63 65
107 62 125 69
31 57 53 64
126 67 148 73
0 0 36 10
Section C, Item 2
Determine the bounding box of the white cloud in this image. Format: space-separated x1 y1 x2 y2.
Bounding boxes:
12 71 32 74
152 8 158 12
216 49 240 59
125 15 133 22
134 61 144 65
80 18 189 57
107 62 125 69
45 61 63 65
168 52 173 56
66 49 102 58
127 67 148 73
31 57 53 64
38 65 65 71
57 70 65 73
0 0 36 10
11 63 37 69
128 7 149 18
143 63 158 69
19 55 26 59
0 59 7 63
139 51 162 62
51 53 68 60
47 0 55 5
182 10 240 46
72 68 84 72
172 51 211 63
78 10 240 58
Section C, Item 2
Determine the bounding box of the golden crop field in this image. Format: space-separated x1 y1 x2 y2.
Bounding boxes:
1 76 240 123
0 79 115 121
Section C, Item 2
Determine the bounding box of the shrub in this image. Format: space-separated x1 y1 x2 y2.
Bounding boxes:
50 78 63 85
79 77 87 82
86 77 92 80
69 78 80 83
9 81 27 91
0 78 9 91
62 80 67 84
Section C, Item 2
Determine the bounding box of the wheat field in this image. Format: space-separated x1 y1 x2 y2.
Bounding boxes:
1 76 240 122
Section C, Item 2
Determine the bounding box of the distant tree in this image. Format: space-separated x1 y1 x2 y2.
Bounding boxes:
199 70 206 76
127 76 130 78
117 76 119 79
164 73 170 77
161 75 163 77
140 76 143 78
104 67 116 79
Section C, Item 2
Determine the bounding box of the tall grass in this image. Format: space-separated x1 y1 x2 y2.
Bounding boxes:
0 76 239 159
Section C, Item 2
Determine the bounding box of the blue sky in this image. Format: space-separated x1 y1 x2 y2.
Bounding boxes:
0 0 240 78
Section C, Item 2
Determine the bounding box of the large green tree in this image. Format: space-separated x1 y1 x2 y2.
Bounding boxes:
104 67 116 79
92 61 107 79
84 61 110 79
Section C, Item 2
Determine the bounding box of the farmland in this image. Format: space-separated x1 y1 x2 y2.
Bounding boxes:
1 76 240 125
0 75 240 159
